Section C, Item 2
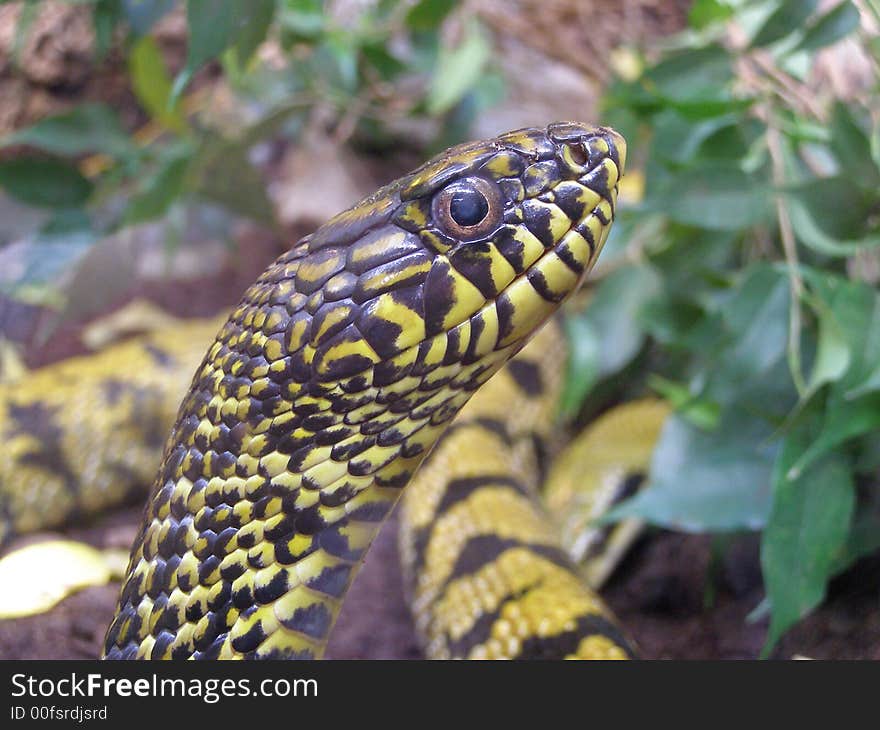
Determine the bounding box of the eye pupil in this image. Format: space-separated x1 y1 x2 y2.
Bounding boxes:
432 176 501 240
449 189 489 227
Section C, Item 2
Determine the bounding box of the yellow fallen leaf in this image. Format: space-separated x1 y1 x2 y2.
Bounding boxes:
0 541 118 619
101 548 132 580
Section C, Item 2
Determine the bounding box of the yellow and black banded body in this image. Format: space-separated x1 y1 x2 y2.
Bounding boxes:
0 318 224 547
544 398 669 589
102 122 626 660
399 321 634 659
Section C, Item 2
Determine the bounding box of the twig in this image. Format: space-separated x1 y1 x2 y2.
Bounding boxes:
766 119 807 396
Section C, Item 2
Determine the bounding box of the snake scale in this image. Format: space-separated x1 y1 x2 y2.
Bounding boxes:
1 122 632 659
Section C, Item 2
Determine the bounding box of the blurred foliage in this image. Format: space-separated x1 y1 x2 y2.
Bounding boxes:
0 0 878 656
566 0 880 654
0 0 501 306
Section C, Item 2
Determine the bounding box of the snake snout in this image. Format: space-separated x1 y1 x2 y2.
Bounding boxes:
604 128 627 178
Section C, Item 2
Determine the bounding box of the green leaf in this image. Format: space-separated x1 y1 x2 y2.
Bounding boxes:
845 364 880 400
648 374 720 430
811 275 880 391
664 96 754 121
787 174 873 240
720 266 789 370
792 393 880 479
637 43 751 119
650 111 741 165
560 315 600 419
0 158 93 208
129 36 188 133
795 1 861 52
787 194 880 257
185 0 240 69
231 0 276 66
655 164 772 231
831 487 880 575
561 264 662 416
361 42 407 81
689 0 734 29
704 265 793 406
583 265 663 377
316 30 359 94
829 102 880 188
191 136 276 226
3 104 132 158
608 408 777 532
405 0 457 31
175 0 274 98
278 0 325 41
94 0 122 59
645 44 734 101
125 147 193 224
790 277 880 475
761 423 855 655
801 292 851 401
638 292 705 345
751 0 819 47
427 20 491 115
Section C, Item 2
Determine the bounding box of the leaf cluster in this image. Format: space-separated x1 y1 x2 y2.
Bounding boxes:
0 0 500 305
564 0 880 653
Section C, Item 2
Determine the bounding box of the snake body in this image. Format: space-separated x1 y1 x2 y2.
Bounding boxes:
399 321 633 658
0 318 224 546
1 123 629 659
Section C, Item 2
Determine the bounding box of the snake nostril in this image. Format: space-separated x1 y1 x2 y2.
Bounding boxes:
567 143 589 167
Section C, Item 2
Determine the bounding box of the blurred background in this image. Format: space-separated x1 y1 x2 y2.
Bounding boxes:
0 0 878 659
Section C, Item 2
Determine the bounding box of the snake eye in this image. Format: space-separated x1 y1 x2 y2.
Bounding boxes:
433 176 502 241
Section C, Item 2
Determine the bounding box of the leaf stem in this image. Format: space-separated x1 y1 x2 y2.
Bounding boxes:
766 121 806 396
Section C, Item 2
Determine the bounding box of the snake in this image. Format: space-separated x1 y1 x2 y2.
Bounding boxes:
0 122 634 659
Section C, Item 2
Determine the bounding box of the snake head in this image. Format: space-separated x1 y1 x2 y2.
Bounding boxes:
276 122 626 385
398 121 626 350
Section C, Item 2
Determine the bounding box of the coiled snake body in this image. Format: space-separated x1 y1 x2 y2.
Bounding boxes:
2 123 631 659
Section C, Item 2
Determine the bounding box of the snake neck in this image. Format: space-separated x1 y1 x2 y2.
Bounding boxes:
103 244 527 659
102 122 625 660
